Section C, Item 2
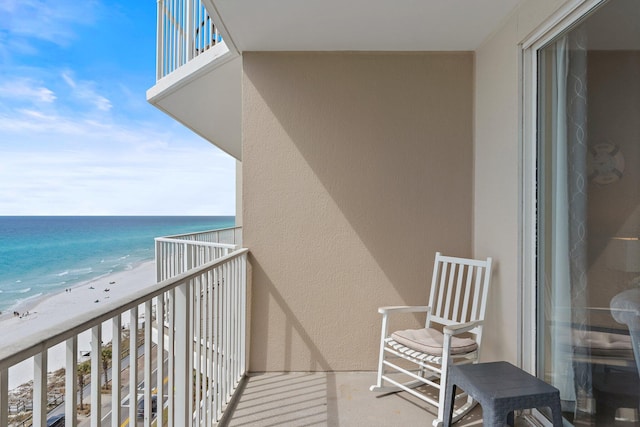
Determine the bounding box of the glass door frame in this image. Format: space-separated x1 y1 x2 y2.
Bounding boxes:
519 0 606 423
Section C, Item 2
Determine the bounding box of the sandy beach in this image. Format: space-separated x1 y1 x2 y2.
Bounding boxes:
1 261 157 390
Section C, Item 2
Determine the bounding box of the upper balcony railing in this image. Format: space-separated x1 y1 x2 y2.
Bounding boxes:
156 0 224 80
0 234 248 427
161 226 242 246
155 226 242 282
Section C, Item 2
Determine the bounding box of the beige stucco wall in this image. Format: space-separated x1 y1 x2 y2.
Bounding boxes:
243 52 473 371
235 160 243 227
473 0 572 364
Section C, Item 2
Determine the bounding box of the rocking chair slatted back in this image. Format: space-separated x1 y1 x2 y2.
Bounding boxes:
427 253 492 330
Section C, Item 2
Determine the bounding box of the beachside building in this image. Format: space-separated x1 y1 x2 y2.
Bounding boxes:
146 0 640 425
1 0 639 426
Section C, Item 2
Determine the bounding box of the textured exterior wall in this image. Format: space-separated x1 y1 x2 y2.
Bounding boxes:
243 52 473 371
474 0 572 364
235 160 243 227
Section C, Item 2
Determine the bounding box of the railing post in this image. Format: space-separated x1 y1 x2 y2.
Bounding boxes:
175 281 192 426
224 261 230 402
91 325 102 425
155 239 162 283
33 351 47 426
188 276 195 424
170 0 175 73
112 315 121 427
241 253 248 375
186 0 194 61
184 242 191 273
156 0 165 80
66 337 78 427
213 266 221 419
168 289 175 426
144 300 153 425
129 306 139 425
0 367 8 427
206 269 214 425
194 275 202 425
156 294 165 427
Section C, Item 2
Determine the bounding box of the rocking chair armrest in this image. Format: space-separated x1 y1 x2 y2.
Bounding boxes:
443 320 483 336
377 305 430 315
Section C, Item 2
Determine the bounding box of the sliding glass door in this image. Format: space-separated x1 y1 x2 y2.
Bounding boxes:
536 1 640 424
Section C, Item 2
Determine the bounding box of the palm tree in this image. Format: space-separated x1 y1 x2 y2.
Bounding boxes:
77 361 91 410
101 347 112 385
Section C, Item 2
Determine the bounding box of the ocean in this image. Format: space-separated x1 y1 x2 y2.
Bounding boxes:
0 216 235 313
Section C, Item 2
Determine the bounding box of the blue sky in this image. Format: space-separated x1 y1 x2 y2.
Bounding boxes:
0 0 235 215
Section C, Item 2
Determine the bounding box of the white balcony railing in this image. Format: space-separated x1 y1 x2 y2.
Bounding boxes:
155 226 242 282
0 248 248 427
156 0 224 80
160 226 242 246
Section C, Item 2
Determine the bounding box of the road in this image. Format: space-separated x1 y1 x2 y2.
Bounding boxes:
46 342 167 427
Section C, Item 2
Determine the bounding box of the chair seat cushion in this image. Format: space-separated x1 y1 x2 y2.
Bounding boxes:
573 330 633 358
391 328 478 356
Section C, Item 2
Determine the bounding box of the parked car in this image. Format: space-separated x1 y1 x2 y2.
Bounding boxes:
137 395 158 419
47 413 65 427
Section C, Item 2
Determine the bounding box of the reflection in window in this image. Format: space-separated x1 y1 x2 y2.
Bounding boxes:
537 1 640 424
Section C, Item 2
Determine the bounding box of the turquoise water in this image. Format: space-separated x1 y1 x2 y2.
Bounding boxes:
0 216 235 312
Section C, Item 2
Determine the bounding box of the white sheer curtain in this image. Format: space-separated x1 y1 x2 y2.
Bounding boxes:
545 26 590 415
566 26 591 419
548 35 576 405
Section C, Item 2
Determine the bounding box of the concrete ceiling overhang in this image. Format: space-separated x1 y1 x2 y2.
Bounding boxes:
212 0 524 52
149 0 526 161
147 50 243 160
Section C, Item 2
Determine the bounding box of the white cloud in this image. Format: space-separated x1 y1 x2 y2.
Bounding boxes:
0 0 99 47
0 141 235 216
62 72 112 112
0 104 236 215
0 79 56 103
0 109 89 134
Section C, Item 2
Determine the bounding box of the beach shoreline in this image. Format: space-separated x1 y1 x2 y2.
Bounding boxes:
2 260 157 390
0 264 144 323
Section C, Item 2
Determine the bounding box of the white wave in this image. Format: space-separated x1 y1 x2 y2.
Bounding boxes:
57 271 69 277
12 292 44 308
15 280 21 283
5 287 33 294
118 255 130 260
69 267 93 274
41 281 67 288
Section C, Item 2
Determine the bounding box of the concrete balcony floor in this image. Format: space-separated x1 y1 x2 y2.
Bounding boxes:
225 372 491 426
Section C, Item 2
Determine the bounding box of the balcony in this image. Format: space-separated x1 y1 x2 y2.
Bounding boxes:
147 0 241 160
0 228 247 427
146 0 525 163
0 226 491 426
154 0 226 82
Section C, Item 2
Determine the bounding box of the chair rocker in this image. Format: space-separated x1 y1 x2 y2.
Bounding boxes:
370 252 493 427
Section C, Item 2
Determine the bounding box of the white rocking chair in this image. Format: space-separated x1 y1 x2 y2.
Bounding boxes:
370 252 493 427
